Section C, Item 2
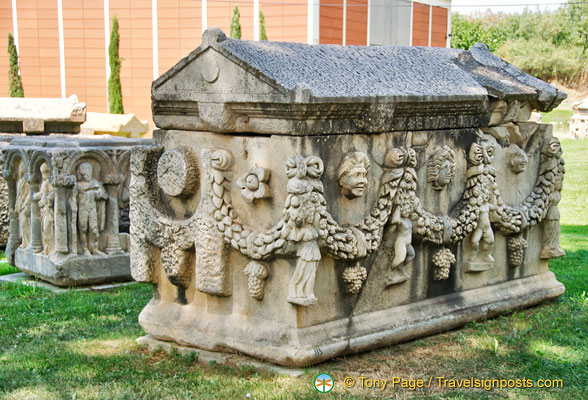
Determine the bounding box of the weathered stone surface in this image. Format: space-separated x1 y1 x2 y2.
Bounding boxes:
3 135 150 286
0 95 86 134
136 334 304 376
570 97 588 139
133 29 566 367
0 272 137 292
81 112 149 138
152 30 565 136
0 136 18 247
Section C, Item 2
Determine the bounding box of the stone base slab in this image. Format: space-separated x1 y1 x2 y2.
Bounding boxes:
136 334 304 377
0 272 138 292
15 249 131 287
139 271 564 367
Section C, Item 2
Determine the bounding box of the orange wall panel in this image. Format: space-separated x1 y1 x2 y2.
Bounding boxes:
158 0 202 76
320 0 343 44
111 0 153 123
346 0 367 45
17 0 60 98
63 0 107 112
207 1 253 40
412 2 429 46
431 6 447 47
281 3 307 43
258 3 284 40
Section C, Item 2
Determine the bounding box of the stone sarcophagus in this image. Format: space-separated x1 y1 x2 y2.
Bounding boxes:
0 96 87 247
132 29 566 366
3 136 149 286
570 97 588 139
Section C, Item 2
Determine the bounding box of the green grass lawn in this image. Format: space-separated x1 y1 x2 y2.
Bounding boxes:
0 139 586 399
0 250 19 277
542 108 573 127
542 106 573 136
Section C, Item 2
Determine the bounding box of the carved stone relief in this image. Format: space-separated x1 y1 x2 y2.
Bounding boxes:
507 236 528 268
507 144 528 174
433 248 456 280
539 138 565 259
236 167 270 203
337 151 370 199
464 141 496 272
16 161 31 250
427 145 455 190
157 147 199 197
3 136 146 286
130 129 566 309
244 261 269 300
74 162 108 256
33 162 54 255
342 263 367 294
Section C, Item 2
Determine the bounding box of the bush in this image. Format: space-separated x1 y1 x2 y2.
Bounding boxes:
451 1 588 87
497 39 588 87
451 13 508 53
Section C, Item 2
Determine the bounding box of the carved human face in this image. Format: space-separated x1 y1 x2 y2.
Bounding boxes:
436 159 452 186
469 142 494 165
340 164 368 198
510 153 528 174
78 163 93 182
40 163 50 179
549 138 561 155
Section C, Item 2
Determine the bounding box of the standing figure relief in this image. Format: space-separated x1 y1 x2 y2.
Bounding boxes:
16 162 31 249
537 138 565 259
33 162 55 255
463 141 497 272
73 162 108 256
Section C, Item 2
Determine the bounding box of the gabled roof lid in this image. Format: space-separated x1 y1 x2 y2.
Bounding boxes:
152 28 566 135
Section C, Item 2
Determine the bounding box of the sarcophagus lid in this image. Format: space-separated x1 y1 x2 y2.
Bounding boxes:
152 28 565 135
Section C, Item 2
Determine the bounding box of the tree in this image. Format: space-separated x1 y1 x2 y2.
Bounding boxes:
450 13 507 52
230 6 241 39
108 16 124 114
260 10 268 40
566 0 588 54
7 32 24 97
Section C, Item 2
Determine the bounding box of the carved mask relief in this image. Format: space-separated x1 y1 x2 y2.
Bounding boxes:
337 152 370 199
507 144 528 174
427 145 456 190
